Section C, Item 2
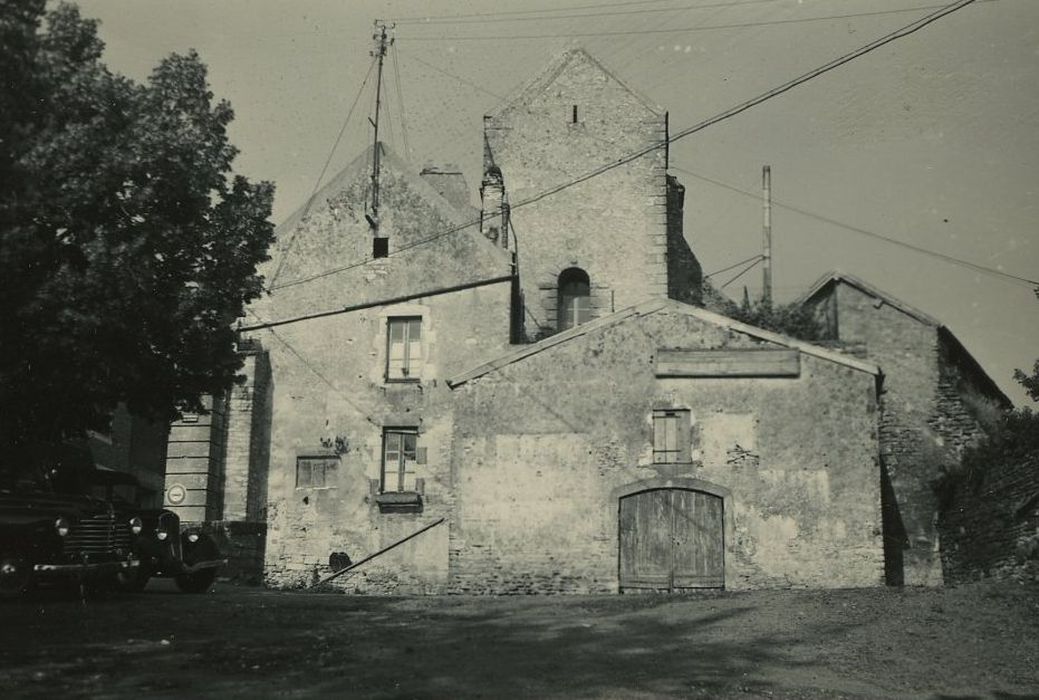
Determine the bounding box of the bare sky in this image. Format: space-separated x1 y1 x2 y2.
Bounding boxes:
75 0 1039 404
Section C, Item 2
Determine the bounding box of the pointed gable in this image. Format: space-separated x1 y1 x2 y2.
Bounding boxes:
255 143 511 322
491 47 661 123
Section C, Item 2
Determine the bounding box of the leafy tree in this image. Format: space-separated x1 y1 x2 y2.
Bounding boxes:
1013 359 1039 403
0 2 274 467
720 297 823 342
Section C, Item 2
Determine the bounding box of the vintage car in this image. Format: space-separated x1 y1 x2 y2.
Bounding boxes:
85 466 224 593
0 467 141 598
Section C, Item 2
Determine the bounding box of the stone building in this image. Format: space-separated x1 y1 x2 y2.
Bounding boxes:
207 48 900 594
799 272 1010 586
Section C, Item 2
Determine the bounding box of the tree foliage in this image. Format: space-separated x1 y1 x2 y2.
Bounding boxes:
0 2 274 459
1013 359 1039 403
720 298 823 342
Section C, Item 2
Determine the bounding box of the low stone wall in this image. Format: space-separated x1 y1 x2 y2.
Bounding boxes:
938 454 1039 583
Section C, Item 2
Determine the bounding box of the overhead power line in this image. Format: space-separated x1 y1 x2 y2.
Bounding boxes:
395 4 967 41
671 165 1039 287
268 57 377 287
705 254 764 279
719 256 764 289
405 53 506 101
271 0 982 293
389 0 762 23
392 0 782 25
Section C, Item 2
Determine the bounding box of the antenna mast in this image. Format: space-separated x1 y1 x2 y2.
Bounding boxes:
762 165 773 305
368 20 393 257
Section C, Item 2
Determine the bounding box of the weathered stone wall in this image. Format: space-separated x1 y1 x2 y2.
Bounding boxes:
812 282 1000 587
449 307 884 592
938 453 1039 583
484 50 670 338
665 175 703 306
222 348 272 523
251 142 514 592
259 285 509 592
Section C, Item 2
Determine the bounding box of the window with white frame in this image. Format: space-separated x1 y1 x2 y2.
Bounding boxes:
381 428 425 493
653 409 691 463
386 316 422 381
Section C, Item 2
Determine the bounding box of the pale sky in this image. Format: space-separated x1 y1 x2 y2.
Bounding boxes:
75 0 1039 404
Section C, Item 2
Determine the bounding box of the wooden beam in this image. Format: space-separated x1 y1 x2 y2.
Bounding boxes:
655 348 800 378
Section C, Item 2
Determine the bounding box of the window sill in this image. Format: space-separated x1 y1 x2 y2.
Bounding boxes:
375 491 423 513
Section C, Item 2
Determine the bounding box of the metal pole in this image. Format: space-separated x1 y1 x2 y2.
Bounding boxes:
762 165 772 306
310 517 445 587
369 22 391 233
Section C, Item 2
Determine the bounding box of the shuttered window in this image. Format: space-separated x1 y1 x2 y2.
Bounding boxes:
386 317 422 381
296 455 338 489
653 409 691 463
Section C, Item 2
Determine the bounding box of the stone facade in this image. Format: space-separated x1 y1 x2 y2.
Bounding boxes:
938 453 1039 583
482 49 701 340
800 273 1010 586
446 302 883 593
252 143 513 591
215 49 1010 594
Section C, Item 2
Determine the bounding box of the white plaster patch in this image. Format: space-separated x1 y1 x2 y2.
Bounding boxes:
700 413 757 465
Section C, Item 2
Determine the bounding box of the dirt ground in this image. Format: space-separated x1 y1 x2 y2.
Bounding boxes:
1 580 1037 699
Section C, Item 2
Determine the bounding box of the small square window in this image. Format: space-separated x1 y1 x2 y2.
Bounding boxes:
653 409 691 464
386 317 422 382
296 455 338 489
373 236 389 258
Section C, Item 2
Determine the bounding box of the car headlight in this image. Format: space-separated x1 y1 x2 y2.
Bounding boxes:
156 529 168 541
55 516 71 537
130 516 143 536
187 532 200 543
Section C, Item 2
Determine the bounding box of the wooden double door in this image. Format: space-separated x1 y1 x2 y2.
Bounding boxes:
619 488 724 591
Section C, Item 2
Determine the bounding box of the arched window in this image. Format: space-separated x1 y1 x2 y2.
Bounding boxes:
558 267 592 331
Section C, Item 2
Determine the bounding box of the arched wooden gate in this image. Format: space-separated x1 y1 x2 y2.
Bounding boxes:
618 488 724 591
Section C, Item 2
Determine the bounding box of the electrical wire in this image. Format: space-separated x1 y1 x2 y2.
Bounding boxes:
671 164 1039 287
404 53 507 101
391 0 783 25
271 0 981 292
720 255 763 289
705 254 764 279
268 57 377 287
244 308 381 427
395 4 966 41
391 41 412 159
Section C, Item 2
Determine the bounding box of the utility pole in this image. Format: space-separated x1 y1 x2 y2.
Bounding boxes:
762 165 773 306
368 20 393 257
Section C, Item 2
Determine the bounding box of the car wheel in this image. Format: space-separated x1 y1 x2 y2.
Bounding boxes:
0 555 34 598
174 567 216 594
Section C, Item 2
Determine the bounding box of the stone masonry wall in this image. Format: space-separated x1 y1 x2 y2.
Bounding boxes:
484 49 670 339
823 282 998 587
938 453 1039 583
259 285 511 592
449 307 883 593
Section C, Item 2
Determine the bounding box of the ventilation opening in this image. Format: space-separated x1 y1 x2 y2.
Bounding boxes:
373 237 389 258
571 105 578 124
